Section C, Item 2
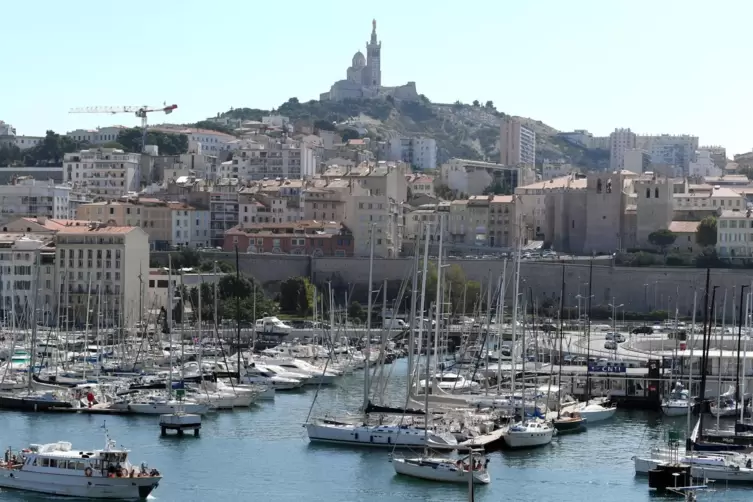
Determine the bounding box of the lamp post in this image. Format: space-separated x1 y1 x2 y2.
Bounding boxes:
609 298 624 360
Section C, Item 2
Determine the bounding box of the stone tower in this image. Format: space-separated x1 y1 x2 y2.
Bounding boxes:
635 176 673 248
365 19 381 87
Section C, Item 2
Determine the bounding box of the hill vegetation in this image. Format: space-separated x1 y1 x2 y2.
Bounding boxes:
215 96 610 170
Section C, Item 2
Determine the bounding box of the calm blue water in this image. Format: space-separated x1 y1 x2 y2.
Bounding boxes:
0 360 747 501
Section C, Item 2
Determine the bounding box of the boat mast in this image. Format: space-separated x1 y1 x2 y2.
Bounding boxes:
415 224 431 408
556 263 566 420
496 259 508 394
585 256 594 403
698 270 715 439
510 226 521 407
686 290 697 434
736 284 749 421
432 213 444 376
27 250 40 392
716 289 727 431
407 232 419 388
362 224 376 414
167 256 173 400
235 246 242 377
423 303 433 448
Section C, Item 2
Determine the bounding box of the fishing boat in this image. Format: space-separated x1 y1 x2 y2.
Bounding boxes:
0 425 161 499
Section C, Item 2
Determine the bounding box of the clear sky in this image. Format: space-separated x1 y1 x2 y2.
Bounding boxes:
3 1 752 154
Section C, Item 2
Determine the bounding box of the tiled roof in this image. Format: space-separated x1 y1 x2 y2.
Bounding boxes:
669 221 700 233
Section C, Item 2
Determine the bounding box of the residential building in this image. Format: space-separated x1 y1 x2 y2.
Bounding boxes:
0 121 16 147
209 178 240 247
54 222 148 328
668 221 700 254
623 149 651 174
500 117 536 166
172 205 210 249
150 127 237 156
689 149 723 178
218 136 317 180
64 148 140 198
385 137 437 170
0 167 64 184
441 158 535 196
541 160 573 180
66 126 126 145
406 174 435 197
609 128 637 170
488 195 515 248
223 220 354 256
147 268 224 311
0 177 72 220
14 135 43 151
0 235 57 320
716 209 753 258
638 134 699 175
302 180 349 223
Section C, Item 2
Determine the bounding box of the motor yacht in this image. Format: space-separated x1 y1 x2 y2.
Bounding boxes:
502 419 554 449
418 373 480 394
258 357 339 384
0 431 161 499
305 419 459 448
240 364 303 390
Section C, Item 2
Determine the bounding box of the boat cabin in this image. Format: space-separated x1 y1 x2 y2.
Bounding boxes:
6 441 144 478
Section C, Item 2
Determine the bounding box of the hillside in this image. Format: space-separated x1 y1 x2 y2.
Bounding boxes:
215 97 609 170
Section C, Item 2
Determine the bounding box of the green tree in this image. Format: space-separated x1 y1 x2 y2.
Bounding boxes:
341 129 360 142
279 277 314 316
116 128 188 155
314 119 336 132
348 301 365 321
648 229 677 253
696 216 718 247
482 179 511 195
194 120 235 135
484 100 494 109
472 100 480 107
434 183 455 201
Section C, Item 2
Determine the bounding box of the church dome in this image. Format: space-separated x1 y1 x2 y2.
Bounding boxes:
351 51 366 69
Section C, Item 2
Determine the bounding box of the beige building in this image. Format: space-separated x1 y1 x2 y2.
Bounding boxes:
406 174 435 198
302 180 349 223
441 158 535 197
500 117 536 166
64 148 141 198
717 209 753 258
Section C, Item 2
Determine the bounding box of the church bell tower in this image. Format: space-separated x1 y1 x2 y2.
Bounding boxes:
366 19 381 87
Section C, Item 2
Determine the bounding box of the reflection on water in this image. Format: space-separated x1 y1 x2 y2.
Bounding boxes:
0 359 746 501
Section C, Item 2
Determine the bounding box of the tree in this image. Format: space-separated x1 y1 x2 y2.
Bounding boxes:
434 183 455 201
648 229 677 253
279 277 314 316
116 128 188 155
472 100 480 107
314 120 336 132
348 301 365 321
482 179 511 195
485 100 494 109
341 129 360 142
696 216 718 247
194 120 235 135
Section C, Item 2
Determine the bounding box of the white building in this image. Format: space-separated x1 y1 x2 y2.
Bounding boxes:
386 137 437 171
151 127 237 156
640 134 699 175
219 137 317 180
261 115 290 129
172 207 211 249
64 148 141 198
14 135 43 151
689 149 722 178
623 149 651 174
609 128 637 170
66 126 126 145
0 177 71 220
500 117 536 166
716 209 753 258
441 158 535 196
541 159 573 180
0 235 56 320
54 222 148 328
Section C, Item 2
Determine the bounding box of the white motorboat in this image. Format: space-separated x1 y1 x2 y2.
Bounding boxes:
418 373 480 394
0 431 161 499
392 452 490 484
502 419 554 449
662 383 691 417
305 419 458 448
240 364 303 390
573 401 617 423
259 357 341 384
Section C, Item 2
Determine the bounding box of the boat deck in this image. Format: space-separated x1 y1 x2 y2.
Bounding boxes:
457 428 505 449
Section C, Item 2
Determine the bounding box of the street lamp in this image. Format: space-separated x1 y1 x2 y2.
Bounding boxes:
609 298 624 360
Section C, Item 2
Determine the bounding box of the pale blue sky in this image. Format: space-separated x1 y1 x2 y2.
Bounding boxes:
3 1 752 154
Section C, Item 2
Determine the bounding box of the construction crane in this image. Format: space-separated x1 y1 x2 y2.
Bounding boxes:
68 104 178 153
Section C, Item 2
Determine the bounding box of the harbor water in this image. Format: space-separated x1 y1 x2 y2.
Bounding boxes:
0 359 748 501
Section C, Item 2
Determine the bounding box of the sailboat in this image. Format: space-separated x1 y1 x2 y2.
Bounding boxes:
305 224 457 449
392 218 490 485
661 382 691 417
553 264 586 434
502 241 554 449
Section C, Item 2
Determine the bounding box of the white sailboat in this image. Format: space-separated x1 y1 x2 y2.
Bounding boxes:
661 382 691 417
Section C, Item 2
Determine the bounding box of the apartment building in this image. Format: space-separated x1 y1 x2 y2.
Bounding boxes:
223 220 354 256
171 205 210 249
0 177 71 220
717 209 753 258
64 148 140 198
0 235 57 321
384 136 437 170
609 128 637 171
441 158 535 196
66 126 126 145
500 117 536 166
218 136 316 180
302 180 349 222
54 222 148 328
638 134 699 175
210 178 240 247
689 150 723 178
406 174 435 197
150 127 237 157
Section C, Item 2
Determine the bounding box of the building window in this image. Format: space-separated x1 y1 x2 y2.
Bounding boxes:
655 188 659 198
646 188 650 198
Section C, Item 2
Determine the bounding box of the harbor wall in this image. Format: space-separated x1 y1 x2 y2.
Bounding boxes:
151 252 753 316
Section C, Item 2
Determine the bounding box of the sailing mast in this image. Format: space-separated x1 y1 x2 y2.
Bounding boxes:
235 246 242 377
26 250 40 392
362 224 376 414
556 263 566 420
736 284 749 420
585 256 594 403
698 269 715 438
686 290 697 434
166 256 174 400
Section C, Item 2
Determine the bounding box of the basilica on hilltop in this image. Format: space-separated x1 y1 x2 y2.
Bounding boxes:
319 20 418 102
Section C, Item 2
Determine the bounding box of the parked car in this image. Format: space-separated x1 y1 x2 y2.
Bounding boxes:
631 326 653 334
604 340 617 350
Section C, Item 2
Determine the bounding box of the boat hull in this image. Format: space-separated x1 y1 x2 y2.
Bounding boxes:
123 402 209 415
661 402 690 417
305 423 457 449
553 418 586 434
393 458 490 484
0 468 160 499
0 395 72 411
579 405 617 423
502 428 554 449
